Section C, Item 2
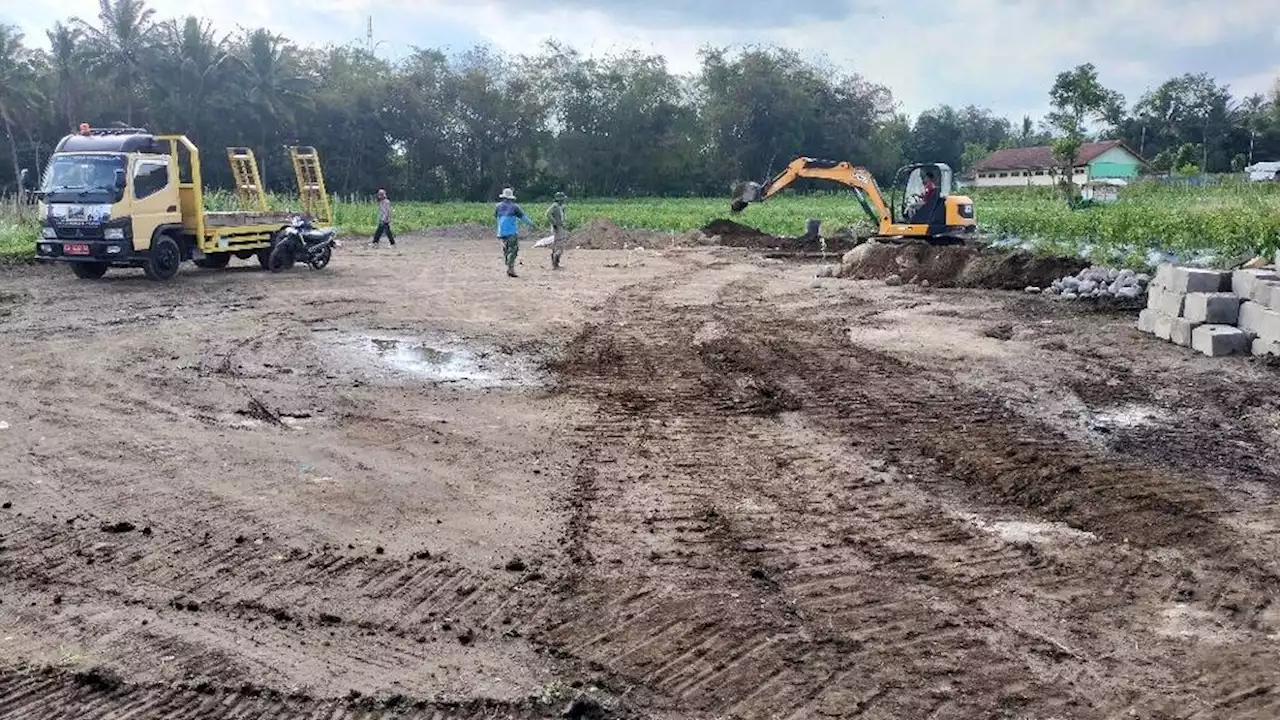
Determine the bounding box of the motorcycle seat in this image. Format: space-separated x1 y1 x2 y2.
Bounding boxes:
303 227 337 242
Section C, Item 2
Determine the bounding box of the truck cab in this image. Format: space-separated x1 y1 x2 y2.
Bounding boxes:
36 124 330 281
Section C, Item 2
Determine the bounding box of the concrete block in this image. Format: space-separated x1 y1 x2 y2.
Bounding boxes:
1170 317 1199 347
1263 282 1280 312
1152 312 1176 341
1253 338 1280 357
1257 306 1280 343
1233 269 1279 300
1238 301 1265 335
1164 267 1231 294
1145 287 1164 310
1191 325 1250 357
1152 263 1176 290
1137 308 1158 334
1182 292 1242 324
1253 280 1280 305
1154 289 1186 317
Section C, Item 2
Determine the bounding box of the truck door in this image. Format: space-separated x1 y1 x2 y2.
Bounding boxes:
129 155 181 252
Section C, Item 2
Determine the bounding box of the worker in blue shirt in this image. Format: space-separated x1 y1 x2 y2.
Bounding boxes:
495 187 536 277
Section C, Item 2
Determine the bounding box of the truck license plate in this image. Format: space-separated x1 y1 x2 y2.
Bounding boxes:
64 243 90 255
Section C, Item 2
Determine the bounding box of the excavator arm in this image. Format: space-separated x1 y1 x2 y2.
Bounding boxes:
730 157 893 228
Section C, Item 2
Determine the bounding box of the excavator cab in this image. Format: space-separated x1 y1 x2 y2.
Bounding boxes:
894 163 952 225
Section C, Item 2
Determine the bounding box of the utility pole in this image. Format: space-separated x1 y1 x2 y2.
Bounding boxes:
366 16 373 54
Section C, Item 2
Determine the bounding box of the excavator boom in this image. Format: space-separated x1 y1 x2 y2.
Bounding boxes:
730 157 892 228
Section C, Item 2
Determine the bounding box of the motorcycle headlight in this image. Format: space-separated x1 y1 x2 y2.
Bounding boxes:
41 227 56 239
104 227 125 240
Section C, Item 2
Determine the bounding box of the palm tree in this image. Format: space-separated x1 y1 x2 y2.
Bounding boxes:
46 22 83 131
150 16 233 132
232 29 312 172
236 29 311 128
0 25 43 190
74 0 156 125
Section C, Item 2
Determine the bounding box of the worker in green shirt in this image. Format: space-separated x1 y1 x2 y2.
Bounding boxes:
546 192 568 269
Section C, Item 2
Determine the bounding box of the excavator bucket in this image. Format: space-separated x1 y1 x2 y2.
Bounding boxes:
730 181 763 214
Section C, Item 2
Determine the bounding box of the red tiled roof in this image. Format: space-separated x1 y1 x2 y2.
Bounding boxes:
970 140 1143 172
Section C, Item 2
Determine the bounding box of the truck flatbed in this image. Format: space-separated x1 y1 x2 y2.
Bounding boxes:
203 210 296 228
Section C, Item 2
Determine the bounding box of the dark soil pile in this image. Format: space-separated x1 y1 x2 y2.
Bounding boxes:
701 220 777 248
838 240 1088 290
700 219 861 254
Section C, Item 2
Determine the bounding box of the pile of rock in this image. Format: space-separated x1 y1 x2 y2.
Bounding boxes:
1036 266 1149 299
1137 264 1280 357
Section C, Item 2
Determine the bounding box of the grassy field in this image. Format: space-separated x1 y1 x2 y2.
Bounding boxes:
5 181 1279 268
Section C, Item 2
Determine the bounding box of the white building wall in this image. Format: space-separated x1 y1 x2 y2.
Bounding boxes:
972 167 1087 187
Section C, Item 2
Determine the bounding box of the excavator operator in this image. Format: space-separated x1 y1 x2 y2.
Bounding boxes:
922 170 939 205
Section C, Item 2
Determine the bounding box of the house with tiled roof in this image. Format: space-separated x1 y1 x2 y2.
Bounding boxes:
968 140 1147 188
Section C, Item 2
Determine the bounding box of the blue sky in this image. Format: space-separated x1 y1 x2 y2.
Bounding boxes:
7 0 1280 121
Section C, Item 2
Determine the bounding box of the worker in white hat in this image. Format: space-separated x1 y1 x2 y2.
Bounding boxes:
494 187 535 277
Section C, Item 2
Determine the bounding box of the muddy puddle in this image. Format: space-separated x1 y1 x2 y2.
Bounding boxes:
317 330 546 388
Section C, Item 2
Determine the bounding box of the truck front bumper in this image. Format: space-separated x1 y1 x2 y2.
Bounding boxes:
36 240 135 263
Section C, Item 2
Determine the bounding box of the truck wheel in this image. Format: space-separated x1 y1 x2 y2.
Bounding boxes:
267 241 296 273
193 253 231 269
71 262 109 280
144 236 182 282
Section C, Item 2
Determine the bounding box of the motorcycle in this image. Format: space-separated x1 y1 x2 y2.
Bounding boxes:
267 216 340 273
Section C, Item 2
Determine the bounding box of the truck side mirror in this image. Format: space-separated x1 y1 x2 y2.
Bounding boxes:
114 169 126 189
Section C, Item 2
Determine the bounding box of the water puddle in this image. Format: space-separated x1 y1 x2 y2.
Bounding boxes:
319 330 545 389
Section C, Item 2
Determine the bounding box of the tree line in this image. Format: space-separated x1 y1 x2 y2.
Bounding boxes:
3 0 1280 201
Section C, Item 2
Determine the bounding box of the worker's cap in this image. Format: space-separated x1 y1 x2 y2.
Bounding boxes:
554 192 567 200
499 187 516 200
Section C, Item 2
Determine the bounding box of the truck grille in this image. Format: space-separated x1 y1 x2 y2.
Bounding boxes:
53 225 105 240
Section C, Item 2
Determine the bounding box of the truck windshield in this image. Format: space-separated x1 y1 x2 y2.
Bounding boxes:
41 153 126 204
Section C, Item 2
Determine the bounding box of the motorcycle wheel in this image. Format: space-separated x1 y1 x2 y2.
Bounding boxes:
267 240 296 273
308 246 332 270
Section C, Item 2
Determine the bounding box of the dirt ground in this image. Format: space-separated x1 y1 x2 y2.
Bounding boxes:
1 228 1279 719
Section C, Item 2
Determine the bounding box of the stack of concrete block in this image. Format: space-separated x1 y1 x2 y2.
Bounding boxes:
1138 263 1280 357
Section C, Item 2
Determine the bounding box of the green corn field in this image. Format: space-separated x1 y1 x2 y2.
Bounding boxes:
6 180 1280 267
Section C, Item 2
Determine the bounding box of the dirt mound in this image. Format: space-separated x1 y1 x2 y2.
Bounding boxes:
838 240 1088 290
700 219 862 254
571 218 667 250
701 219 774 244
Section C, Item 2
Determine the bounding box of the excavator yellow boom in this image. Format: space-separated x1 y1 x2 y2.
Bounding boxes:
732 157 891 226
730 156 978 244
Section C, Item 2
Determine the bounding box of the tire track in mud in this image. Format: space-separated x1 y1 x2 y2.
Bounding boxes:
0 512 561 700
551 274 1280 719
0 667 562 720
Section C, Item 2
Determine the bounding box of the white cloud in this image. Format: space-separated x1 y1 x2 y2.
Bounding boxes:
8 0 1280 118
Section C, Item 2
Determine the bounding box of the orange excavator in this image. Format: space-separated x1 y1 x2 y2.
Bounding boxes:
730 157 977 244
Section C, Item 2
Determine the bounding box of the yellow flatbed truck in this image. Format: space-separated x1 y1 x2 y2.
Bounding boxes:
34 124 331 281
